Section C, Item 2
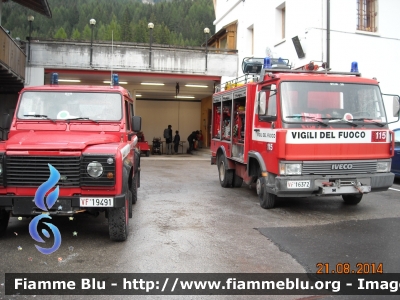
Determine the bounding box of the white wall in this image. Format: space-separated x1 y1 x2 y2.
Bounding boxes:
25 67 44 87
135 100 201 152
214 0 400 128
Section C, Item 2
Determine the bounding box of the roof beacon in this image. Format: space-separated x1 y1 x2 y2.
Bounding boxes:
351 61 359 73
112 74 119 86
51 73 59 85
264 57 272 69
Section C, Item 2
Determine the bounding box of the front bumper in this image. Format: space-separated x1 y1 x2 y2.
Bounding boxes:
267 173 394 197
0 194 126 216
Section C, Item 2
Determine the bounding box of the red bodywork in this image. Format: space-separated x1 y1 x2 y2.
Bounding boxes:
211 70 395 200
136 132 150 156
0 84 139 211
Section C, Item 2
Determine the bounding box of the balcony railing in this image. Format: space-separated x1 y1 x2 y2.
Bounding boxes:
0 26 26 92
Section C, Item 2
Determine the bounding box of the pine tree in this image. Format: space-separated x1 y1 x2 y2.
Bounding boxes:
71 28 81 40
54 27 67 39
121 8 133 42
82 24 92 41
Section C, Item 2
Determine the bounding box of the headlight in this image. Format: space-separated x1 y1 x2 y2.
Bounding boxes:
87 161 103 177
279 162 302 175
377 161 391 173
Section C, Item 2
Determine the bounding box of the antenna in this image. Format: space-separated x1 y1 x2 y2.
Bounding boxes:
110 31 114 87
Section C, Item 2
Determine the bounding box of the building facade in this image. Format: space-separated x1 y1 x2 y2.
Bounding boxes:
213 0 400 127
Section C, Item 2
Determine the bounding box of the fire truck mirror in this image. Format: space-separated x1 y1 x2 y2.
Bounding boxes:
393 96 400 118
132 116 142 132
1 113 11 130
258 91 266 115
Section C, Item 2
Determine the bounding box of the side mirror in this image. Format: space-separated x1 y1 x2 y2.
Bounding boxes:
1 113 11 130
393 96 400 117
132 116 142 132
258 91 266 115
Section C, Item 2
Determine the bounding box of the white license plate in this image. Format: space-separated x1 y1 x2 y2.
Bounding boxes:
287 180 310 189
80 197 113 207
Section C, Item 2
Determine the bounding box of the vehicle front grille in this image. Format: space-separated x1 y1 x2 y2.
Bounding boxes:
5 156 80 187
302 160 377 175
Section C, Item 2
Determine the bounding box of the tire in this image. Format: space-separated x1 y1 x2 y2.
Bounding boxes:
256 177 276 209
218 154 233 187
131 173 138 204
0 209 10 237
342 194 363 205
108 196 129 241
146 151 150 157
232 173 243 188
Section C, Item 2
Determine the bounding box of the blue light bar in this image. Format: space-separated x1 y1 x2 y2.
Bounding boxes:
51 73 59 85
350 62 359 73
112 74 119 86
263 57 272 69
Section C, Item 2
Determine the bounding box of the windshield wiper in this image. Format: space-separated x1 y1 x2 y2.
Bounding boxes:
65 117 99 123
349 118 384 127
65 117 99 124
320 117 358 127
286 115 328 127
23 114 56 123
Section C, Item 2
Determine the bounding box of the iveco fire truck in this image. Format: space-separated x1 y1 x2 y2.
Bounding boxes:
211 58 399 209
0 73 141 240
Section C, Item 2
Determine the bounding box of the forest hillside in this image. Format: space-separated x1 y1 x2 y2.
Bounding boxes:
2 0 215 47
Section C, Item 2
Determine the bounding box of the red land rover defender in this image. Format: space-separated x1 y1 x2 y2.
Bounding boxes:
0 73 141 241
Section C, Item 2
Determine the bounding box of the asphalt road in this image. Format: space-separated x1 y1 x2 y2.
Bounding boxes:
1 153 400 300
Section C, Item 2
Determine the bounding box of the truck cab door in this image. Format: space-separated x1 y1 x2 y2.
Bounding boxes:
253 84 277 138
251 84 278 171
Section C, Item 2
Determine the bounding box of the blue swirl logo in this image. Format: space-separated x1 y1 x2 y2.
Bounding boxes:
29 164 62 254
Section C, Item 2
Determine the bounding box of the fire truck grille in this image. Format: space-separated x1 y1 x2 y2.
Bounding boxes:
302 161 377 175
5 156 81 187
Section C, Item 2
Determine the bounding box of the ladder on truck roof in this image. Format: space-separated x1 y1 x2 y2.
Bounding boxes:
215 57 361 93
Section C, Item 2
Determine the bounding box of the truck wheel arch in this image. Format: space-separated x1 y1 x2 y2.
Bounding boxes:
247 151 267 177
216 146 235 169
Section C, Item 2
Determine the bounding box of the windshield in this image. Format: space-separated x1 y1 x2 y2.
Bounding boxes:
17 91 122 121
281 82 386 125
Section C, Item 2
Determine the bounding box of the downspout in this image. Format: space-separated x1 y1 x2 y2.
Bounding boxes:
326 0 330 69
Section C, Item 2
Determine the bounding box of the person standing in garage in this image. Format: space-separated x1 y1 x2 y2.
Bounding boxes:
173 130 180 154
164 125 173 155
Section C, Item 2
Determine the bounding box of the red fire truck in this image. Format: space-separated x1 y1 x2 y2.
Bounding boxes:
211 58 399 209
0 74 141 240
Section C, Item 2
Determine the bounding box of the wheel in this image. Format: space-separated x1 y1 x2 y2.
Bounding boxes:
131 173 138 204
0 209 10 237
342 194 363 205
218 154 233 187
146 151 150 157
108 196 129 241
232 173 243 188
256 177 276 209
